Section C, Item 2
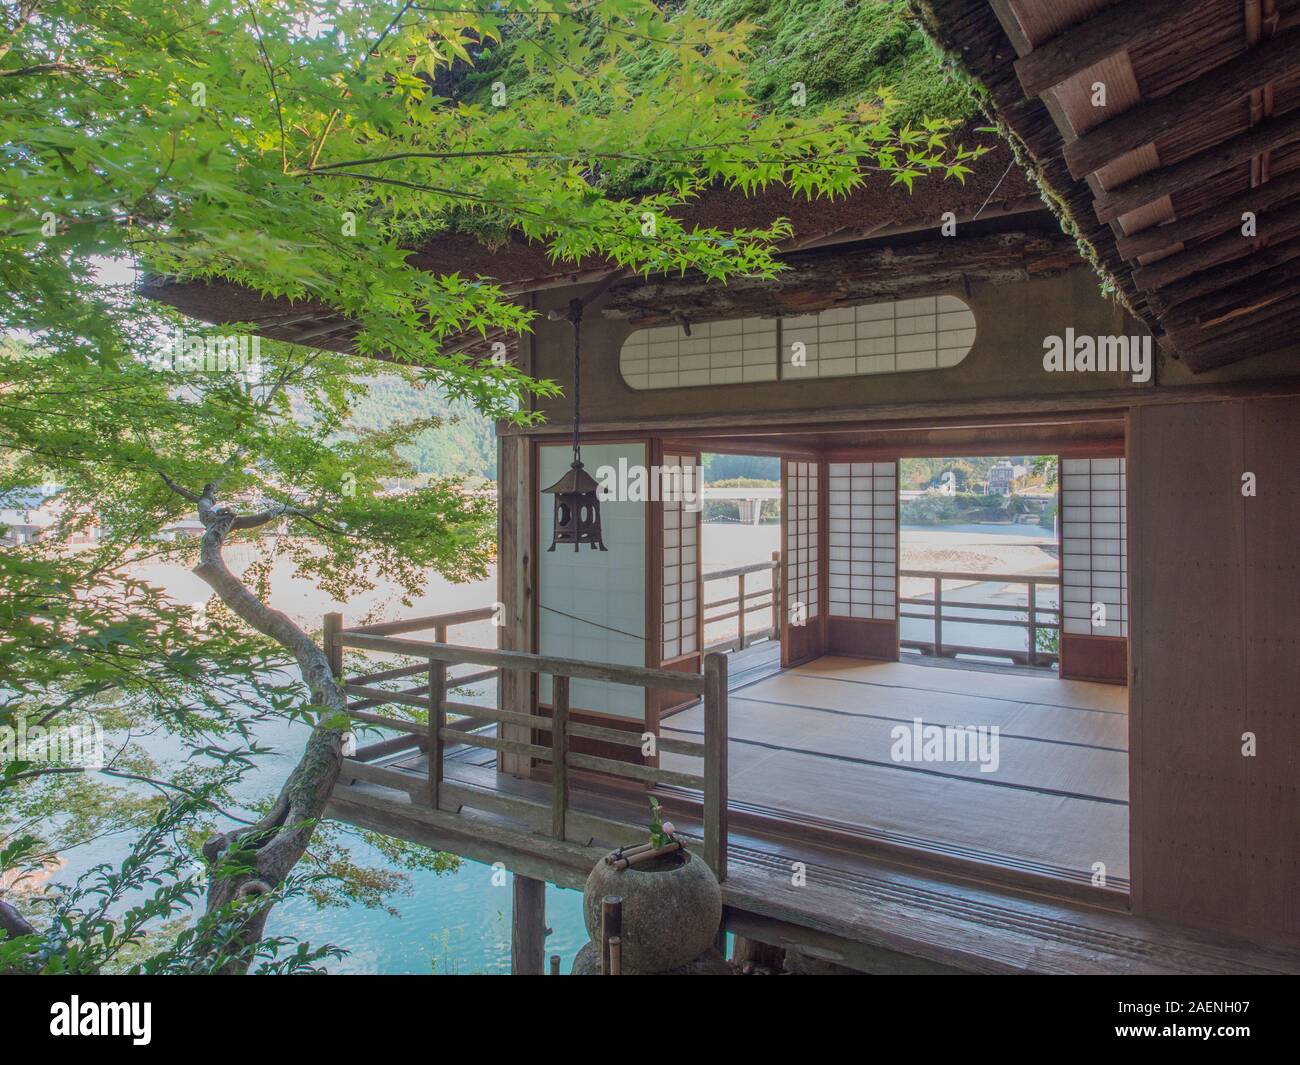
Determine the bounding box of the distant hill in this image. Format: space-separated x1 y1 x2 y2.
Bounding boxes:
313 373 498 479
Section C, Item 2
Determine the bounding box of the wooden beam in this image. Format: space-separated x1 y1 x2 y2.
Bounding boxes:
1149 231 1300 312
1065 27 1300 179
511 874 547 975
1097 108 1300 224
1095 108 1300 224
1115 168 1300 260
1161 259 1300 330
1166 285 1300 345
1013 0 1189 98
600 231 1079 323
1131 199 1300 291
1176 306 1300 368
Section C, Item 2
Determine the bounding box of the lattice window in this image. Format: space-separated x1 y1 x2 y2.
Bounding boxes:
784 461 820 621
620 318 778 390
1061 457 1128 637
827 462 897 621
783 296 975 377
619 296 975 390
661 453 700 661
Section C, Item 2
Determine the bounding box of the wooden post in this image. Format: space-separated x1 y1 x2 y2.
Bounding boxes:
736 571 746 650
323 612 343 678
511 874 546 975
733 936 786 973
549 954 560 976
1027 580 1038 666
600 895 622 976
771 551 781 639
551 675 569 840
933 576 943 658
428 644 446 810
703 651 729 881
608 936 622 976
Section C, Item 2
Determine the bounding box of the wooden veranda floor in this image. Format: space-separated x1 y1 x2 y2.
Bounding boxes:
328 751 1298 974
661 656 1129 887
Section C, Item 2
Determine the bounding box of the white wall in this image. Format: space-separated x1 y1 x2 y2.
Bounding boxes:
538 442 647 719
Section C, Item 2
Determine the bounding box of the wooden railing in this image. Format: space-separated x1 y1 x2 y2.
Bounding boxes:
898 569 1060 667
324 609 730 880
702 551 780 653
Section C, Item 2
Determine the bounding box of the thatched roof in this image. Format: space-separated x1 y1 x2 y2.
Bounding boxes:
141 3 1065 357
141 130 1043 358
912 0 1300 373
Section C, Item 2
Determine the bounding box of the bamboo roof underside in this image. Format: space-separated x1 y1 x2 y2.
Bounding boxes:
914 0 1300 372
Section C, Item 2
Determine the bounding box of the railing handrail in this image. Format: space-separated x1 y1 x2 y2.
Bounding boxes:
327 608 729 881
341 606 498 637
897 568 1059 667
899 568 1060 585
702 558 779 583
336 632 707 694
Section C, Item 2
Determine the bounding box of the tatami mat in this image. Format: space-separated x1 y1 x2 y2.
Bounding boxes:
662 656 1129 881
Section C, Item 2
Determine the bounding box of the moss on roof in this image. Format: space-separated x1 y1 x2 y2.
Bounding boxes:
441 2 983 241
459 0 979 123
702 0 980 122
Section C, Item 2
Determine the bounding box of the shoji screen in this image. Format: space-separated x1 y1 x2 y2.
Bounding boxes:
660 452 700 662
782 460 822 665
1060 456 1128 683
827 461 899 659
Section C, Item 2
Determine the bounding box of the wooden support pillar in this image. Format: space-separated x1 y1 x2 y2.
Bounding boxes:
427 655 446 810
703 651 729 881
497 432 535 778
323 611 343 677
732 935 786 974
550 675 569 840
511 874 546 975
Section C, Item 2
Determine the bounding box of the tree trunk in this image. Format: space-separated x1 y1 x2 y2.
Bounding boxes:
192 498 345 973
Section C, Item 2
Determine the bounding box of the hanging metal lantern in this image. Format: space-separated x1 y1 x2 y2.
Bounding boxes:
543 299 608 552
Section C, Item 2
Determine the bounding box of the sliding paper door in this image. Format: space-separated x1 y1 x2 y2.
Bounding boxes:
781 458 823 666
826 460 899 660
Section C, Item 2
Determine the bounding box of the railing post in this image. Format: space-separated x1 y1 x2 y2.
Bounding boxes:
1027 580 1038 666
736 571 746 651
933 577 943 658
428 655 446 810
771 551 781 639
551 675 569 840
323 612 343 679
703 651 729 882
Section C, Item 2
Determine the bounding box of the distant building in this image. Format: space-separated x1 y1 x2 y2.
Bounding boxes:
0 486 63 545
988 460 1016 495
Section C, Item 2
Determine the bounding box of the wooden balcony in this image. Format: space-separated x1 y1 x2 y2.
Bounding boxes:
899 568 1060 667
322 607 1300 974
325 607 730 880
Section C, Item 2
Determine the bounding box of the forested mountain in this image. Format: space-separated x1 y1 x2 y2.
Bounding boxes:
347 375 497 479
